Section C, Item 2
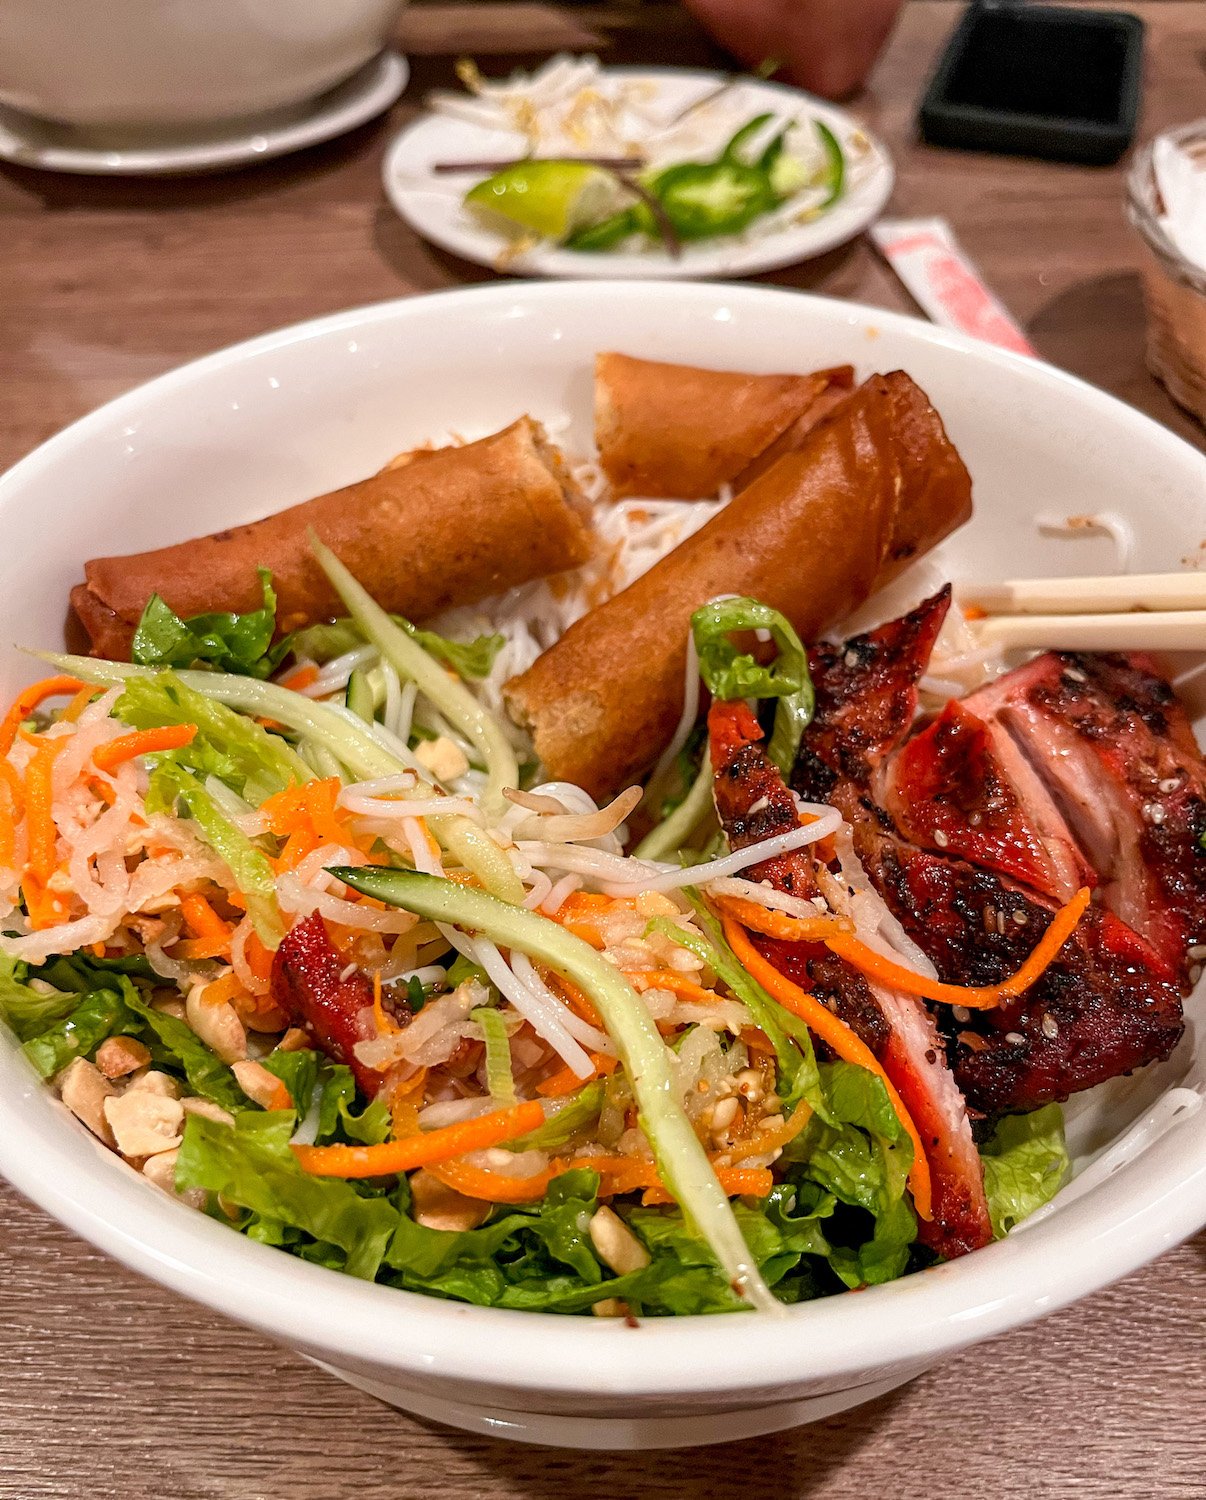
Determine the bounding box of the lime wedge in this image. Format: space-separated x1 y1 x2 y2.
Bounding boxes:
464 161 625 242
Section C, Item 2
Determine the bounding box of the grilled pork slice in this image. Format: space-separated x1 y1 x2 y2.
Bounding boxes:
764 939 993 1257
792 585 952 804
878 697 1095 903
853 818 1184 1114
710 699 993 1259
709 698 820 899
272 912 392 1096
963 652 1206 979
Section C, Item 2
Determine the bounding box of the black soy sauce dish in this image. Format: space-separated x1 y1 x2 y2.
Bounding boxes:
919 0 1144 166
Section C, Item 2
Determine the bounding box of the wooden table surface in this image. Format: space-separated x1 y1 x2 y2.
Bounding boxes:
2 4 1205 1495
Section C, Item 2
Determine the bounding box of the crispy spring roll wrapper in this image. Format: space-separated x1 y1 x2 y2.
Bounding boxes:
506 372 973 799
71 417 594 660
594 352 854 500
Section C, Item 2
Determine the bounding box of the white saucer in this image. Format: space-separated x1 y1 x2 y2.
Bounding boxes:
382 67 894 280
0 51 408 177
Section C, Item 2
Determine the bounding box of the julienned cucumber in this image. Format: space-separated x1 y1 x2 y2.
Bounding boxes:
328 865 782 1315
345 668 376 725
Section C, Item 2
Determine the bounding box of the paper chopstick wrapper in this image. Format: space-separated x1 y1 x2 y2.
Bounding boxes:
870 217 1037 357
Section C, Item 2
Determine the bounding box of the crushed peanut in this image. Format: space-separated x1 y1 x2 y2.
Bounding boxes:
95 1036 152 1080
103 1090 185 1158
57 1058 117 1146
588 1206 651 1276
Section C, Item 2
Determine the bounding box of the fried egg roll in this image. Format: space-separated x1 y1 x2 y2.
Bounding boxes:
506 372 973 798
594 352 855 500
71 417 594 660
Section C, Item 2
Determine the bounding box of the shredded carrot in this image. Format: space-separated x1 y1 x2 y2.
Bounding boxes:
21 873 67 931
543 968 603 1028
261 778 348 848
180 891 232 952
724 1103 813 1164
0 758 23 817
93 723 197 773
548 891 639 950
61 687 98 724
722 915 933 1221
279 663 320 693
0 761 18 870
245 932 275 983
372 970 402 1036
712 894 853 944
629 969 722 1005
825 887 1092 1010
427 1158 557 1204
641 1169 773 1205
201 972 243 1007
0 677 85 757
23 738 63 884
536 1052 618 1097
292 1099 545 1178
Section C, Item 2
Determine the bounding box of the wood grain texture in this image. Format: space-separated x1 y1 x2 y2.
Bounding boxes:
1 3 1205 1493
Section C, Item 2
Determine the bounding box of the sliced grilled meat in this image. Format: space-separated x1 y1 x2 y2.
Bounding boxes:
271 912 393 1097
758 937 992 1259
878 697 1095 903
709 698 819 899
710 697 993 1259
963 651 1206 978
853 819 1184 1114
793 585 952 802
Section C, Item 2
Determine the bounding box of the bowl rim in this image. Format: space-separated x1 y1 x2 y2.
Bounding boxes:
1 279 1205 1397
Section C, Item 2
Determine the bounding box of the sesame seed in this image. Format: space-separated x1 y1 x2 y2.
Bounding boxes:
1013 909 1028 926
1064 667 1087 684
843 649 859 668
1005 1031 1026 1046
1158 777 1181 794
967 811 982 826
933 828 950 847
952 1005 970 1023
1041 1013 1059 1039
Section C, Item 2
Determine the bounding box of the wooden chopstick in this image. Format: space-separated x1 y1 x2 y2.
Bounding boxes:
969 610 1206 653
960 573 1206 616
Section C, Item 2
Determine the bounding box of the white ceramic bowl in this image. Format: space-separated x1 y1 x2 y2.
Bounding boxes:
0 283 1203 1451
0 0 408 131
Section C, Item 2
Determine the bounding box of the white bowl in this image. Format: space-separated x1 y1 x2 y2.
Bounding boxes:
0 283 1203 1451
0 0 408 131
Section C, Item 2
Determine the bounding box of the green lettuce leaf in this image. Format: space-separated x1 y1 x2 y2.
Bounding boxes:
147 762 284 947
509 1079 604 1151
121 985 245 1110
21 979 143 1079
176 1110 398 1280
116 670 308 803
788 1060 917 1287
313 1062 392 1146
471 1005 516 1105
0 954 78 1042
690 596 814 772
131 569 285 679
980 1103 1070 1237
259 1047 321 1115
285 615 504 681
